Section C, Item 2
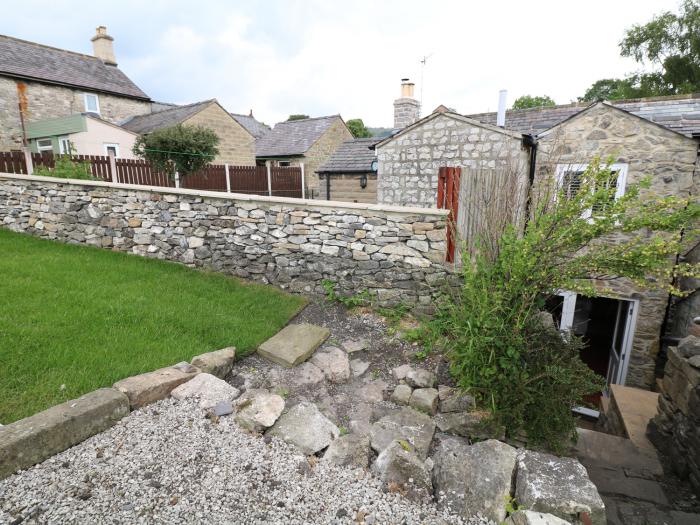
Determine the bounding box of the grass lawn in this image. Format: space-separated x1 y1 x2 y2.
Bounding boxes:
0 229 307 424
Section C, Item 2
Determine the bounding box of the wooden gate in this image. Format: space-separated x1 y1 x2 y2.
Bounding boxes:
437 166 461 263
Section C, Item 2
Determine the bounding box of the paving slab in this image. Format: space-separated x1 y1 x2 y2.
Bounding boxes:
609 384 659 456
257 323 330 368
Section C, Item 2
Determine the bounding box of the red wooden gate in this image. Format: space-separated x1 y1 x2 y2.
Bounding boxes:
437 166 461 263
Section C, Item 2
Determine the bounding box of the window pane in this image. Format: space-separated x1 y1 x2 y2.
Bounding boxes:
85 94 98 112
562 171 583 199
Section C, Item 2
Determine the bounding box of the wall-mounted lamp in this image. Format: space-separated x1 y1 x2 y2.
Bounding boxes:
360 173 368 189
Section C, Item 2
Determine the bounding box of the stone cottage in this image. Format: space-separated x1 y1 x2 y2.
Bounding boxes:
317 137 380 204
121 100 256 166
255 115 353 198
0 27 151 150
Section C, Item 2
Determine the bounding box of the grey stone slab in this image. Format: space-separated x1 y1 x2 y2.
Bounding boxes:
0 388 129 479
584 465 668 506
266 402 339 454
257 323 330 368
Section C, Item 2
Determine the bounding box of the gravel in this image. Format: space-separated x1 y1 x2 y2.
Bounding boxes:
0 397 491 525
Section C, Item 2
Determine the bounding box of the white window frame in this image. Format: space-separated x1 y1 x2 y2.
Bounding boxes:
556 163 628 218
83 93 100 114
58 136 72 155
103 143 120 157
36 138 53 152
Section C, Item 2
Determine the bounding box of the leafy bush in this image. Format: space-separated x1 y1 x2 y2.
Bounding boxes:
34 155 94 180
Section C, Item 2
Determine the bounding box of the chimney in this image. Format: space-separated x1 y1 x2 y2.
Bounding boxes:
497 89 507 127
393 78 421 129
91 26 117 66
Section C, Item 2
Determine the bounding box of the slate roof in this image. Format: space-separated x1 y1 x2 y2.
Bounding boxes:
256 115 341 157
231 113 271 139
0 34 149 100
318 137 380 173
121 100 214 134
466 93 700 138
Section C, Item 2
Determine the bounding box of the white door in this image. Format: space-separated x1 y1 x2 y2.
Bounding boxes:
606 301 636 385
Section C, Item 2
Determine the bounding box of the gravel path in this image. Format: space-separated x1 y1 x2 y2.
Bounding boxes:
0 398 486 525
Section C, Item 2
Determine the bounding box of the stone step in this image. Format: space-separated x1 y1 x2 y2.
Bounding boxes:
257 323 330 368
607 384 659 456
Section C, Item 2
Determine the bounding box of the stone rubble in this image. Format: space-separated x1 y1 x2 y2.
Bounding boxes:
170 373 240 409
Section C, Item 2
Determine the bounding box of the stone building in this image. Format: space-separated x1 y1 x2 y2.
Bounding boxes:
0 27 151 150
255 115 352 198
317 137 380 204
122 100 256 166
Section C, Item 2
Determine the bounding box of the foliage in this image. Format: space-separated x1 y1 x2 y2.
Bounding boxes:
581 0 700 100
424 159 699 450
287 114 310 121
321 279 371 308
132 124 219 179
346 118 373 138
511 95 556 110
34 154 94 180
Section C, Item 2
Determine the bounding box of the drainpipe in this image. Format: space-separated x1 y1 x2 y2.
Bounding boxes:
326 173 331 200
521 134 538 227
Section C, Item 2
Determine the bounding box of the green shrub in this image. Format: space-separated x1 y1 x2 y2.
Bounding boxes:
34 155 94 180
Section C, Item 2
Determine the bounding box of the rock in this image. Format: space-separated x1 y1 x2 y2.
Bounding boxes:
369 407 436 460
350 359 370 377
534 311 557 331
113 365 199 409
405 368 436 388
211 400 234 417
437 386 476 413
343 339 368 353
515 450 606 525
506 510 572 525
257 323 330 368
372 440 433 503
391 384 413 405
323 434 371 468
392 364 412 381
310 346 351 383
357 381 387 403
0 388 129 479
171 373 240 409
409 388 439 415
689 355 700 369
678 335 700 358
234 389 285 432
190 347 236 378
432 437 517 523
434 410 504 440
291 362 325 386
267 402 340 455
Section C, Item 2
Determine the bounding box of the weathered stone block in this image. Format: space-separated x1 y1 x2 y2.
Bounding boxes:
190 347 236 378
113 364 199 409
257 323 330 368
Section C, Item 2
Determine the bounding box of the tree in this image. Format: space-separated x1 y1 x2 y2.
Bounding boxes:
581 0 700 100
346 118 372 138
423 158 699 450
132 125 219 180
287 114 310 121
511 95 556 110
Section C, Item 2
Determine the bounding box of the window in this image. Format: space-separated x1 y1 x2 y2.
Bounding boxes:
556 163 628 217
104 143 120 157
58 136 72 155
36 138 53 152
278 161 291 167
83 93 100 114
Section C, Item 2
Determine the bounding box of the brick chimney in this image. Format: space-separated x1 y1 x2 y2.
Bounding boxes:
91 26 117 66
393 78 420 129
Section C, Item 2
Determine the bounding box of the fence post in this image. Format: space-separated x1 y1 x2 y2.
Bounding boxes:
175 171 180 189
266 161 272 197
108 150 118 183
22 147 33 175
225 164 231 193
300 163 305 199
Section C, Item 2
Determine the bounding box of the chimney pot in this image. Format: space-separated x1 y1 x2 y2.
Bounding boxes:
497 89 507 127
91 26 117 66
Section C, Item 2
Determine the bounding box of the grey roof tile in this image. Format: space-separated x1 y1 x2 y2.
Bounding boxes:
318 137 380 173
230 113 271 139
0 34 149 100
256 115 341 157
121 100 214 133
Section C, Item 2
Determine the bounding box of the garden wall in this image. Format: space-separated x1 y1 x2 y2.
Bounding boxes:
0 173 451 310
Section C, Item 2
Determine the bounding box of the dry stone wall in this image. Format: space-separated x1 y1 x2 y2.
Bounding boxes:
0 174 451 310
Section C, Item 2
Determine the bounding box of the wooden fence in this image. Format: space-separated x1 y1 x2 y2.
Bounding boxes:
0 151 302 198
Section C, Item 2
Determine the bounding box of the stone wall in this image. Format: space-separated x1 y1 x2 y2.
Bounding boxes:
0 76 150 149
536 103 699 389
376 112 529 208
0 174 451 311
648 336 700 497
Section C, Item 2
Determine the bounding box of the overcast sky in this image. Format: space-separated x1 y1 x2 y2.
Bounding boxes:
3 0 671 127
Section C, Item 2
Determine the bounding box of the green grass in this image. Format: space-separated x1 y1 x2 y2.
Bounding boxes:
0 229 307 423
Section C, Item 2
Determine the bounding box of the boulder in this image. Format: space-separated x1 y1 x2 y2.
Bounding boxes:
515 450 606 525
391 384 413 405
438 386 476 413
310 346 351 383
432 437 517 523
392 364 412 381
291 362 325 386
113 364 199 409
323 434 371 468
171 373 240 409
405 368 436 388
190 347 236 378
434 410 505 440
369 407 436 460
234 389 285 432
409 388 439 415
343 339 368 353
372 440 433 503
267 402 340 455
357 380 387 403
506 510 572 525
350 359 370 377
257 323 330 367
678 335 700 358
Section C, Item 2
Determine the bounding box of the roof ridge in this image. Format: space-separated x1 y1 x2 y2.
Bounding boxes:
132 99 214 119
0 33 100 62
277 114 340 124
